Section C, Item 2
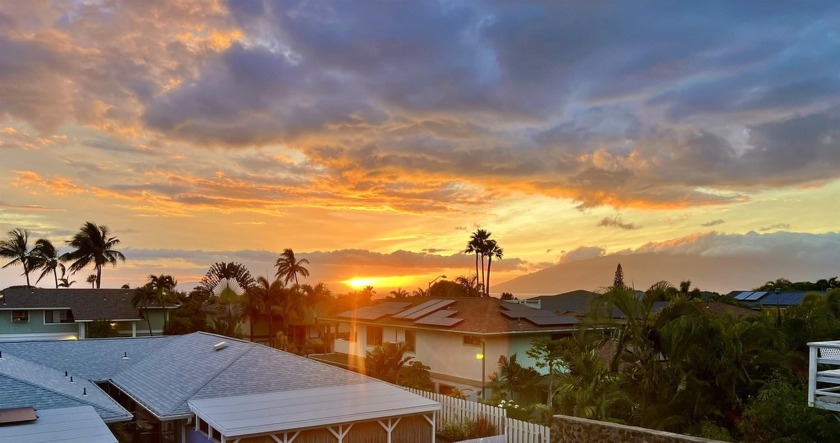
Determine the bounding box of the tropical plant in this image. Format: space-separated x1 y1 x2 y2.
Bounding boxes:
412 287 427 297
61 222 125 288
86 274 97 288
147 274 177 332
132 285 157 336
484 240 503 297
274 248 310 285
31 239 61 288
389 288 409 299
613 263 624 288
489 354 541 404
87 318 118 338
0 228 34 286
455 275 482 297
365 342 412 384
398 360 434 390
465 229 490 295
526 337 564 409
245 276 283 343
199 262 255 293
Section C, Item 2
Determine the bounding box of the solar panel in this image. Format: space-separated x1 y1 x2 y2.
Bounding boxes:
500 305 578 326
392 300 441 319
339 302 412 319
415 317 464 327
734 291 753 301
745 291 767 301
403 300 457 320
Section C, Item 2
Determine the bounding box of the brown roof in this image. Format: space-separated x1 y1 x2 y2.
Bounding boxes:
321 297 580 335
0 287 175 322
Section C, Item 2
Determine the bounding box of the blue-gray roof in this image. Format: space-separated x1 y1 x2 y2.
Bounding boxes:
2 332 386 421
0 354 132 422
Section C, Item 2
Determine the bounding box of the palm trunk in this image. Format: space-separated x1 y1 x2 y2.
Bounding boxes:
145 303 153 336
96 266 102 289
480 254 486 297
53 267 59 288
474 252 479 294
24 262 30 287
486 257 493 297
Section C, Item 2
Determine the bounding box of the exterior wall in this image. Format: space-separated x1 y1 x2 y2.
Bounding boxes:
0 309 78 341
551 415 725 443
133 309 167 336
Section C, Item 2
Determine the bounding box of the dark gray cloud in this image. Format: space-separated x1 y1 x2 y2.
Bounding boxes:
701 219 726 227
598 216 640 230
2 1 840 209
759 223 791 232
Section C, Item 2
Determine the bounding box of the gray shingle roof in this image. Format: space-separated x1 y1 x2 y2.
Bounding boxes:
0 287 174 321
0 336 174 382
1 332 414 424
0 406 119 443
0 354 131 422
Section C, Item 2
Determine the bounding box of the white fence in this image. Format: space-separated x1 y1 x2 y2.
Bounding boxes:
404 388 550 443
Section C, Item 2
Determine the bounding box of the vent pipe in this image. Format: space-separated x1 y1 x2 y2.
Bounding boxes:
83 387 87 396
64 371 68 377
122 352 129 360
69 376 74 383
213 342 228 351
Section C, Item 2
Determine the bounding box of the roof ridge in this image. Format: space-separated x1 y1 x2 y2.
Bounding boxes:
0 357 130 417
169 336 257 413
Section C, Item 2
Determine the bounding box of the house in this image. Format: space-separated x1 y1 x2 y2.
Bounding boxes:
0 332 440 442
728 290 821 308
807 339 840 412
0 287 176 341
315 297 582 399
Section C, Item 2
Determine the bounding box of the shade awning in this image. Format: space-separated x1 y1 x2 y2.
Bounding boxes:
189 382 440 438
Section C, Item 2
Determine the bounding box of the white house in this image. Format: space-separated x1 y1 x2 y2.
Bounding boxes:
316 297 582 398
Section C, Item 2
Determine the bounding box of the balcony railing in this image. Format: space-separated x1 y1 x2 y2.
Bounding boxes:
808 340 840 412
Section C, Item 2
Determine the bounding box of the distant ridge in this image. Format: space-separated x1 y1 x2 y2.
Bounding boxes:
492 253 838 296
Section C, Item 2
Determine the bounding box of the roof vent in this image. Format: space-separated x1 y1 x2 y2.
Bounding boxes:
213 342 228 352
122 352 129 360
0 351 3 359
82 388 87 396
64 371 68 377
69 376 74 383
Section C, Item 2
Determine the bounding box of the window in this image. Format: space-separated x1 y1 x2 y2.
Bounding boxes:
404 330 416 352
463 335 482 346
366 326 383 346
11 310 29 323
44 309 74 324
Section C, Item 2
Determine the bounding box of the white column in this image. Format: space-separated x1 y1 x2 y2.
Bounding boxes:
132 322 137 338
78 323 85 339
808 344 818 407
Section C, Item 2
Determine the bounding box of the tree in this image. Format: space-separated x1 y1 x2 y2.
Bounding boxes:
87 318 118 338
132 285 157 336
412 287 427 297
465 229 491 295
199 262 255 294
61 221 125 288
500 292 515 301
399 361 434 390
613 263 624 288
489 354 541 404
31 239 61 288
484 240 503 297
365 342 412 384
389 288 409 299
527 338 564 409
147 274 177 332
0 228 34 286
249 276 286 345
455 275 482 297
86 274 97 288
275 248 310 285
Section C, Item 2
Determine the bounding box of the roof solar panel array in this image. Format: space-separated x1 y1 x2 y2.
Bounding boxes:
338 302 412 320
400 300 456 320
500 304 579 326
391 300 441 319
734 291 754 301
745 291 767 301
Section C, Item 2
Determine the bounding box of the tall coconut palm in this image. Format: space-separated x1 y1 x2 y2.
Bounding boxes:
464 229 490 293
132 285 157 336
484 240 503 297
0 228 34 286
32 239 61 288
61 222 125 289
275 248 310 285
147 274 177 333
249 276 286 345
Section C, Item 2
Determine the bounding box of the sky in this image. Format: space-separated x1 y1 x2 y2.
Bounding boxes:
1 1 839 294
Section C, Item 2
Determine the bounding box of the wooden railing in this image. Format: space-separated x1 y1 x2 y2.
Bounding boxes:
808 340 840 412
404 388 550 443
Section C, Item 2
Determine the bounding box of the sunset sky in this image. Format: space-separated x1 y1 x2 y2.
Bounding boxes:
1 1 839 293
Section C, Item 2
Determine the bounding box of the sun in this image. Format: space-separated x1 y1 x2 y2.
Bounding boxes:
344 277 377 289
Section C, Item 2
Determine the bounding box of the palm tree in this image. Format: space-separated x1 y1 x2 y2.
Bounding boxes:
249 276 286 345
465 229 491 293
455 275 481 297
86 274 97 288
390 288 409 299
0 228 34 286
147 274 177 333
61 222 125 289
31 239 61 288
199 262 255 294
274 248 310 285
484 240 503 297
132 285 157 336
412 287 427 297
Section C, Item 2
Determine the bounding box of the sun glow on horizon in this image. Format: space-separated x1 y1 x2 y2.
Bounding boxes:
342 276 417 290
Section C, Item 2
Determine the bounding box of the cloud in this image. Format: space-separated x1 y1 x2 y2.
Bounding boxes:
759 223 791 231
598 215 640 230
701 219 726 227
559 246 607 263
1 0 840 213
633 231 840 263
